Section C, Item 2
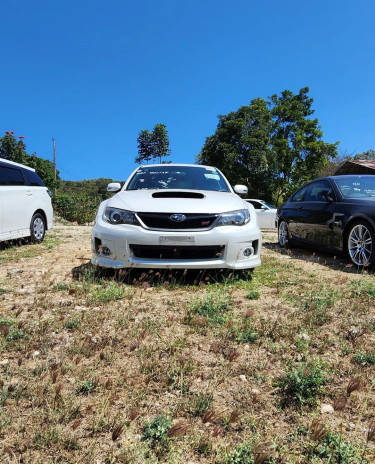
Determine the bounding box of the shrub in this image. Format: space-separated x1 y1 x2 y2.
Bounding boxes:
53 194 100 224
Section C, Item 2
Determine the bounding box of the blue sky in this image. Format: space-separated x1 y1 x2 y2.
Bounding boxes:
1 0 374 181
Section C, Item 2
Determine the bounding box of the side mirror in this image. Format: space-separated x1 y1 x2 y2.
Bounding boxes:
107 182 121 192
233 185 248 195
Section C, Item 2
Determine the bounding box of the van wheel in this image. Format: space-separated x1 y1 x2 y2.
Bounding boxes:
30 214 46 243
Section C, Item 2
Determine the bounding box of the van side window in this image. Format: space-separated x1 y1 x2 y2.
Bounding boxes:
23 169 46 187
0 166 25 185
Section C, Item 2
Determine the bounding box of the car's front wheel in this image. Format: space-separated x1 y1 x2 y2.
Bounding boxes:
30 213 46 243
278 219 292 248
346 220 375 267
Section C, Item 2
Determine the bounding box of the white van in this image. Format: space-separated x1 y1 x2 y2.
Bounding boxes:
0 159 53 243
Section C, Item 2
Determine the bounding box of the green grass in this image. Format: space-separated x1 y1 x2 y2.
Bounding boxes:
0 232 61 263
187 290 232 325
353 351 375 366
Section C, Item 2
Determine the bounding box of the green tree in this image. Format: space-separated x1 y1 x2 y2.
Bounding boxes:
135 123 171 164
0 131 59 191
197 98 273 201
269 87 338 204
135 129 153 164
0 131 27 163
197 87 338 205
354 149 375 160
152 123 170 163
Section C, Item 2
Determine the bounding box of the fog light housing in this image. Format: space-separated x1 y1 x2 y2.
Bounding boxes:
243 246 254 258
100 246 111 256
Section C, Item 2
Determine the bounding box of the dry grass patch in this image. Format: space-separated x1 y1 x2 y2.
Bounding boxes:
0 226 374 462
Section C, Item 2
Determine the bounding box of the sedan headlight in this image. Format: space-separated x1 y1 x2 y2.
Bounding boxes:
217 209 250 226
103 207 140 225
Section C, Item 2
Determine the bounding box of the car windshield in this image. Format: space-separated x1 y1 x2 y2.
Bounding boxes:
334 176 375 198
126 165 231 192
262 201 275 209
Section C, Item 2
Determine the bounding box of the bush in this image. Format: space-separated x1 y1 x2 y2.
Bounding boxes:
53 194 100 224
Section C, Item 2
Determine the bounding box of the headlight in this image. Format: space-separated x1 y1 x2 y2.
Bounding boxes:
103 207 140 225
217 209 250 226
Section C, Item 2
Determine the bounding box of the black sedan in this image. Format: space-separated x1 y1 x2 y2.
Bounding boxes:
276 175 375 267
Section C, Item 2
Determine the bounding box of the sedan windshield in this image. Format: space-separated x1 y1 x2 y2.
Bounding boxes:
334 176 375 198
126 165 230 192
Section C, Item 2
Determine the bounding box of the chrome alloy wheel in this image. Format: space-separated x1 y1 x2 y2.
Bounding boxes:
32 217 45 241
278 220 288 247
348 223 372 266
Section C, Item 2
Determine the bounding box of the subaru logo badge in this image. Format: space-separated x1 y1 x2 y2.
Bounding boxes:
170 213 186 222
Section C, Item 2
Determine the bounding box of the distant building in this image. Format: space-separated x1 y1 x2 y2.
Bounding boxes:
334 159 375 175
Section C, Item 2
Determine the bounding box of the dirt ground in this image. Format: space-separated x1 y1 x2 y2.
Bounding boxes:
0 224 374 463
0 224 361 295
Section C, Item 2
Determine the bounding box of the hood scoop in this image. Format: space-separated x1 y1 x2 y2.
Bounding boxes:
152 191 204 199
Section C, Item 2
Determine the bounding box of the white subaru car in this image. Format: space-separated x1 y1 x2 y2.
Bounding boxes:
91 164 261 270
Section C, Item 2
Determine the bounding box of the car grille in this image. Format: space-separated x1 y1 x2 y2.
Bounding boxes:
137 213 219 230
129 245 224 260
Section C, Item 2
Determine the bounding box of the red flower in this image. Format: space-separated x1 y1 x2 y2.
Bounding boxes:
18 135 25 139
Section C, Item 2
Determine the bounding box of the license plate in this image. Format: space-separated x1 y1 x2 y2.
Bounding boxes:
159 236 195 244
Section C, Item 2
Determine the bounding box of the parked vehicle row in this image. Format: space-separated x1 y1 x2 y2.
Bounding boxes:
276 175 375 267
2 159 374 270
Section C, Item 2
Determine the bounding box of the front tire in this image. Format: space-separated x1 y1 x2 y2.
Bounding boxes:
278 219 293 248
346 220 375 267
30 213 46 243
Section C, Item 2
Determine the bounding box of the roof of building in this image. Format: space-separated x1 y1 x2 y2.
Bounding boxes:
334 159 375 175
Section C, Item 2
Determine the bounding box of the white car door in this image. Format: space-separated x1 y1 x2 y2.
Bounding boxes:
246 200 276 228
258 205 276 228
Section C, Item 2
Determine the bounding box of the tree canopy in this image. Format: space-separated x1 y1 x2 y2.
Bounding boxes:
354 149 375 160
135 123 170 164
197 87 338 205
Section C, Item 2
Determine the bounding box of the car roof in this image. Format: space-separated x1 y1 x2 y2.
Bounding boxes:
317 174 375 181
138 163 217 169
0 158 36 172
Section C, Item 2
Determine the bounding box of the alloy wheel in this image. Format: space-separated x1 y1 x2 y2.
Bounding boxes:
278 221 288 247
348 223 372 266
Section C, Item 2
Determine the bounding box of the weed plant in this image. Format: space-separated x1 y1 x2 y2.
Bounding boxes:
186 290 232 325
353 352 375 366
275 360 327 408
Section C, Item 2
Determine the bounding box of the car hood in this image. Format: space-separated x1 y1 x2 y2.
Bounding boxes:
107 190 247 213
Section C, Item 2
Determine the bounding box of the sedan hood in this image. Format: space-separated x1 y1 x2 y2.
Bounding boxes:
107 190 247 214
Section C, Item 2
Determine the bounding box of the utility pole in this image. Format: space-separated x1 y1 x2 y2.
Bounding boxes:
52 138 56 195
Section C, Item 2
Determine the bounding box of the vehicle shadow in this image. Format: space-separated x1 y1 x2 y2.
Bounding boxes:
262 238 374 275
72 263 254 287
0 237 32 251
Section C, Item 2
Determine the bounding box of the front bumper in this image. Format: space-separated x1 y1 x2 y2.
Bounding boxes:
91 218 261 270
